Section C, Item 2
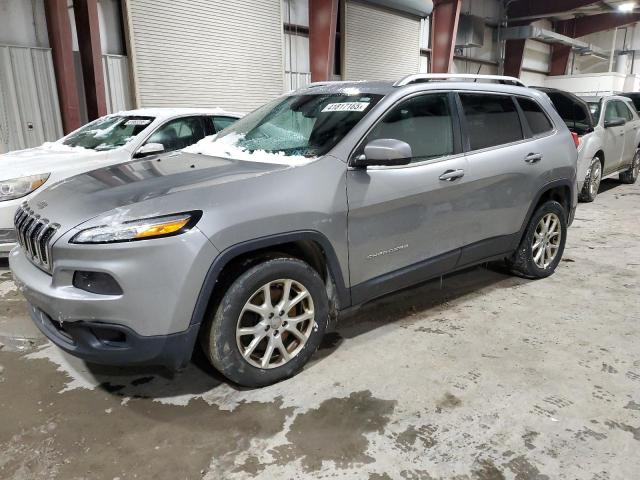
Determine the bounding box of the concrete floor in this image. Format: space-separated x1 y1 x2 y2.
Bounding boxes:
0 178 639 480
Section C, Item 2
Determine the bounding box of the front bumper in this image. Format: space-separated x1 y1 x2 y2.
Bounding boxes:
9 227 219 368
0 229 17 257
28 304 199 369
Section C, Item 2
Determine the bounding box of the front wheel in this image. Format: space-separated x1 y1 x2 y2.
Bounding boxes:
201 257 329 387
507 200 567 279
619 149 640 184
579 156 602 202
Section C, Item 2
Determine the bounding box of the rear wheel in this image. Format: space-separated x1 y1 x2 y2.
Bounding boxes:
579 156 602 202
201 257 329 387
507 200 567 279
619 149 640 184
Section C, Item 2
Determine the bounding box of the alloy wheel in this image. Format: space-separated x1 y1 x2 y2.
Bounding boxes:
589 161 601 198
532 213 562 269
633 151 640 180
236 279 315 369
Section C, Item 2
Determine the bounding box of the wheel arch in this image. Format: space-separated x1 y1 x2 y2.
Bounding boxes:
515 180 573 248
189 231 350 329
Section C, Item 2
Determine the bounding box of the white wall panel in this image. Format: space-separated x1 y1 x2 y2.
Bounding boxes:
0 45 62 153
103 54 134 113
125 0 285 112
344 1 421 81
284 33 311 91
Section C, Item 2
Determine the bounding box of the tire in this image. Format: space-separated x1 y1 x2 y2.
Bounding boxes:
579 156 602 202
507 200 567 279
201 257 329 387
619 149 640 184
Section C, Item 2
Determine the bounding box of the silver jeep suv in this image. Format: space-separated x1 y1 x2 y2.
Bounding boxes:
10 75 578 387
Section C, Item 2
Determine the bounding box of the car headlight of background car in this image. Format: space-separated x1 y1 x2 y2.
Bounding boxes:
0 173 50 202
70 212 201 244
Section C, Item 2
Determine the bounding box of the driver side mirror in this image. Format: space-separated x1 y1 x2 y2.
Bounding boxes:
604 117 626 128
134 142 165 158
353 139 412 168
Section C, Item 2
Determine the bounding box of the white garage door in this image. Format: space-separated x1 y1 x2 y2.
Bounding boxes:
344 1 421 81
125 0 284 112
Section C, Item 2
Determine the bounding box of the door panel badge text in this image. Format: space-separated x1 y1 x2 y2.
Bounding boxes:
367 244 409 260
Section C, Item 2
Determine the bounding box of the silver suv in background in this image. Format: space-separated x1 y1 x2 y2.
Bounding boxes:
534 87 602 202
10 75 578 387
580 95 640 199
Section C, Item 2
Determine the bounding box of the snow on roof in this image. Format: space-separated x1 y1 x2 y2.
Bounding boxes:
112 107 244 119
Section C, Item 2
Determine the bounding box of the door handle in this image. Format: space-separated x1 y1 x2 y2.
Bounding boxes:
439 169 465 181
525 153 543 164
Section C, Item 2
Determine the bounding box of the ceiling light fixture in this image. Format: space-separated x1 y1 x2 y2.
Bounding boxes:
618 2 636 12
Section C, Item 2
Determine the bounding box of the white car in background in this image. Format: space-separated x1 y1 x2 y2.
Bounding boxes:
0 108 242 256
579 95 640 201
536 88 640 202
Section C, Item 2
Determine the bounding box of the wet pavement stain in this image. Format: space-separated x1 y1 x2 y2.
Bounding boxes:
522 430 539 450
271 390 396 471
435 392 461 412
624 400 640 411
0 352 294 479
395 424 438 451
472 459 506 480
604 420 640 441
504 455 550 480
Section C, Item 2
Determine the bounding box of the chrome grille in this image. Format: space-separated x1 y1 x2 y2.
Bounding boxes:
14 203 59 271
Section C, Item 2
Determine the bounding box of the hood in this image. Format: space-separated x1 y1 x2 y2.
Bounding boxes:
0 143 111 181
25 151 293 231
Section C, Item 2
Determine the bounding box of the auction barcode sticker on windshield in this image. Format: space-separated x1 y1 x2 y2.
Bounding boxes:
322 102 369 113
125 119 152 126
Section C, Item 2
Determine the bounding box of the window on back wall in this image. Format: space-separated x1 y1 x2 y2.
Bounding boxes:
283 0 311 91
419 18 430 73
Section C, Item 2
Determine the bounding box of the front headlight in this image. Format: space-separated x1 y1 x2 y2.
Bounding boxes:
70 212 201 244
0 174 50 202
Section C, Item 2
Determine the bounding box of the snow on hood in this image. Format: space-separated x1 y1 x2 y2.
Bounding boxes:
4 141 100 158
183 132 313 166
0 142 107 181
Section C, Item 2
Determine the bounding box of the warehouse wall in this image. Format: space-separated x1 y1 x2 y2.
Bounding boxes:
0 0 49 48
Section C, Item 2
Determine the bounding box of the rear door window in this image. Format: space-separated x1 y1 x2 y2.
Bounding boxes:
517 97 553 136
616 101 634 121
459 93 523 150
605 102 620 123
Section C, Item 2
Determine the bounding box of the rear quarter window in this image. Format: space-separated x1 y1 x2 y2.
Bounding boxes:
517 97 554 136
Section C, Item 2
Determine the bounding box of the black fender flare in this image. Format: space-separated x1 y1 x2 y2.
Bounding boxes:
513 178 576 249
189 230 351 327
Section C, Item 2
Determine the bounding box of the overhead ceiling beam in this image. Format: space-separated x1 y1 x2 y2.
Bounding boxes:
506 0 601 21
555 12 640 38
550 12 640 75
503 39 526 77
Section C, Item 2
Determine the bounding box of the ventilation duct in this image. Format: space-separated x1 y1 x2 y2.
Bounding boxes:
456 14 485 49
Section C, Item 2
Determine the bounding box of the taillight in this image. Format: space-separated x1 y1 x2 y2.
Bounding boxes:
571 132 581 148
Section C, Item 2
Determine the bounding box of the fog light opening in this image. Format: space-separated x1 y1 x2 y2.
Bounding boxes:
73 271 123 296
